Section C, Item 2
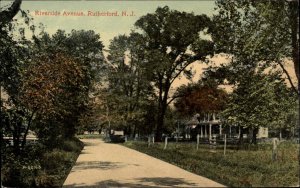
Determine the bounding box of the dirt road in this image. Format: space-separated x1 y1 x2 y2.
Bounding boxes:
63 139 225 187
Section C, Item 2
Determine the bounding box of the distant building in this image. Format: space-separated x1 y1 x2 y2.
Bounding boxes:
183 113 268 140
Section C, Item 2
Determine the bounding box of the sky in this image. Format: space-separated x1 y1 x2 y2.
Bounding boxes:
9 0 217 48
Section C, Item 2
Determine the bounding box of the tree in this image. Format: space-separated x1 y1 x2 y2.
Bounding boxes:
174 81 228 120
0 0 34 154
0 0 29 106
1 0 33 101
0 0 22 27
20 52 87 144
29 30 105 139
103 32 154 136
211 0 299 95
33 29 104 89
207 0 299 143
221 71 297 144
1 105 34 155
135 6 213 141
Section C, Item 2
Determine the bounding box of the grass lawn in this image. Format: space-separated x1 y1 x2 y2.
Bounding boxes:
123 140 299 187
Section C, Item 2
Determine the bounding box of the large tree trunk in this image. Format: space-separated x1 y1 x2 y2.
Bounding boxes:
155 78 170 142
21 111 35 150
0 0 22 27
12 121 22 156
133 124 137 138
98 125 103 135
237 126 244 150
252 127 259 145
155 77 163 142
155 102 167 142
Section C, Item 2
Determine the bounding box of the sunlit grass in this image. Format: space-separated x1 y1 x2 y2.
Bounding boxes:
124 141 299 187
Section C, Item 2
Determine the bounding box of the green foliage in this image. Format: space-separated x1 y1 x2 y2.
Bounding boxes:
33 29 104 86
34 172 61 188
42 149 74 174
16 29 105 142
205 0 298 135
60 138 84 153
1 3 100 188
221 71 297 133
134 6 213 140
2 138 83 187
211 0 299 93
0 4 34 99
1 142 44 187
98 32 155 136
0 0 22 27
2 152 41 187
124 141 299 187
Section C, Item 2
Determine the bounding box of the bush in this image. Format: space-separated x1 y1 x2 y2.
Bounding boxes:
42 149 74 172
60 138 84 152
2 153 41 187
2 138 83 187
35 171 61 188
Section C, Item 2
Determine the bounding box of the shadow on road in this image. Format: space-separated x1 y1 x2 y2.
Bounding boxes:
137 177 198 187
64 177 199 187
71 161 140 172
81 141 100 147
79 150 90 155
71 161 124 171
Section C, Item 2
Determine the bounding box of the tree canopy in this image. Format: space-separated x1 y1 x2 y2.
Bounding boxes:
135 6 214 141
174 82 228 118
211 0 299 95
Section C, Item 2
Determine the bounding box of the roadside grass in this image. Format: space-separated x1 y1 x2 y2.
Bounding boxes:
41 137 84 187
123 141 299 187
2 137 84 187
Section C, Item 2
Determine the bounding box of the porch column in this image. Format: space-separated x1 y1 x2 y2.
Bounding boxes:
204 125 207 138
209 123 212 141
200 125 203 138
229 125 232 138
219 124 222 135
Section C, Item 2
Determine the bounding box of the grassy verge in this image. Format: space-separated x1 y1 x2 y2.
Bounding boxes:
2 137 84 187
43 137 84 187
123 141 299 187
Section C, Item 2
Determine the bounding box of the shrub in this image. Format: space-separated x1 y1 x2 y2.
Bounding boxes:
2 138 83 187
41 149 75 174
60 138 83 152
35 171 61 188
2 153 41 187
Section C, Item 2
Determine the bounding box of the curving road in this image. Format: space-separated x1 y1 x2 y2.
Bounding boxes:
63 139 225 188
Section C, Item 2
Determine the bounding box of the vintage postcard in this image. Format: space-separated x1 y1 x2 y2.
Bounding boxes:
1 0 299 187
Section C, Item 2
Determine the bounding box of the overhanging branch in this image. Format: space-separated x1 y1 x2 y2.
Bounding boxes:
0 0 22 27
277 61 299 95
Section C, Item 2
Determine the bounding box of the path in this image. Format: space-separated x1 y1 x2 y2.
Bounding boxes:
63 139 225 187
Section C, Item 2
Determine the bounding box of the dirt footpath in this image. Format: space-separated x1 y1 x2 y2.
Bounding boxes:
63 139 225 187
